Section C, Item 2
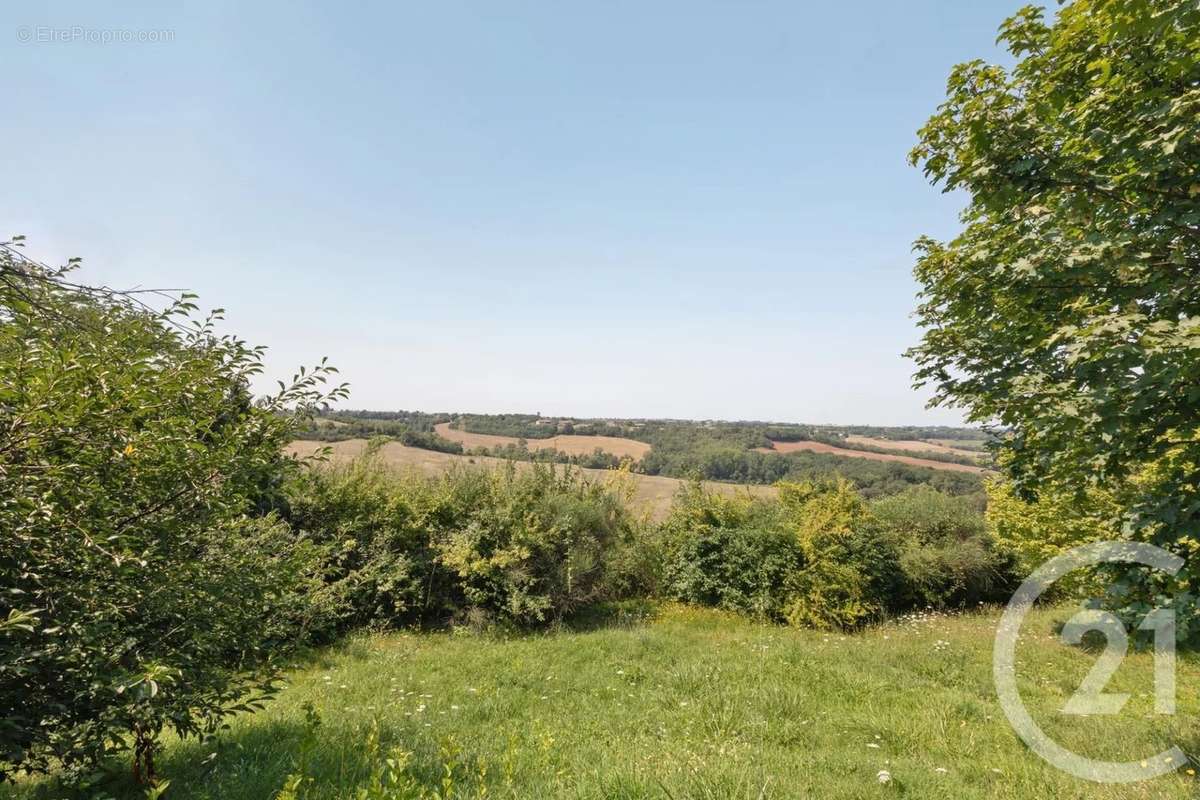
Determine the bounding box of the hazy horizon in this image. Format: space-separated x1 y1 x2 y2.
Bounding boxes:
323 406 983 430
4 1 1022 426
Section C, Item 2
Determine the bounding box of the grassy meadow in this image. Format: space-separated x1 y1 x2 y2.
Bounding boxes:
9 604 1197 800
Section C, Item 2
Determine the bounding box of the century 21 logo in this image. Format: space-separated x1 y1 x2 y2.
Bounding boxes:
993 542 1185 783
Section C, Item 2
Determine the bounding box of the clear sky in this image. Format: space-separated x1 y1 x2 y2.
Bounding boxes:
3 1 1023 426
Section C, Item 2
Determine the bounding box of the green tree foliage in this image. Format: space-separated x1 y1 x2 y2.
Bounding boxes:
284 454 638 630
295 410 451 442
908 0 1200 628
985 477 1118 598
659 486 803 619
399 429 464 454
871 486 1013 609
0 245 345 783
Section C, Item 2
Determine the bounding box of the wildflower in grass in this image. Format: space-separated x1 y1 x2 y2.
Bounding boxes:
877 769 892 784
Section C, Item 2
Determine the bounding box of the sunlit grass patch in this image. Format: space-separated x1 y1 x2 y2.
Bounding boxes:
7 603 1198 799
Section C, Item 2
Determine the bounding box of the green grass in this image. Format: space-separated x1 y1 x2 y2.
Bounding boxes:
8 604 1199 799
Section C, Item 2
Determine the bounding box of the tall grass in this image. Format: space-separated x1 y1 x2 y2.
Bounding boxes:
7 604 1198 799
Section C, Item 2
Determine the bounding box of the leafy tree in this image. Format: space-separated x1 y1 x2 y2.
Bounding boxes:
0 243 345 783
908 1 1200 628
985 475 1118 598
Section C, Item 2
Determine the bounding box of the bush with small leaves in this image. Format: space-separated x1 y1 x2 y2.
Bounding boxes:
0 244 345 784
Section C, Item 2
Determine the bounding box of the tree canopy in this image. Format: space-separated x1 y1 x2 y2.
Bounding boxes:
909 0 1200 625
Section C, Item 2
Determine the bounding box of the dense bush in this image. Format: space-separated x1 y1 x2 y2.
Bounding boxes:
657 480 1013 630
777 480 899 629
284 453 638 630
870 486 1013 608
434 464 632 624
0 247 344 783
659 486 802 618
985 471 1135 601
280 446 441 637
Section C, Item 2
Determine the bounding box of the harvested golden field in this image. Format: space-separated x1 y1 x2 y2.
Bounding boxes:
758 439 988 474
433 422 651 460
925 437 988 452
287 438 772 520
845 434 985 459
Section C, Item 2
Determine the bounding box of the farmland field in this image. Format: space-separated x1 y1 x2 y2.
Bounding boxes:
925 437 989 452
434 422 651 459
287 438 773 520
757 439 989 474
844 435 986 459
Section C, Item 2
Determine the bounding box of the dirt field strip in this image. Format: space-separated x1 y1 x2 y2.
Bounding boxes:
757 439 989 474
433 422 651 460
844 435 985 460
287 439 772 521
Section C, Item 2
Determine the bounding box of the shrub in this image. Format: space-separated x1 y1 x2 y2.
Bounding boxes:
0 249 343 783
284 457 638 629
659 484 802 618
871 486 1014 608
432 464 632 625
778 480 899 629
985 478 1117 573
657 479 1009 629
282 443 442 637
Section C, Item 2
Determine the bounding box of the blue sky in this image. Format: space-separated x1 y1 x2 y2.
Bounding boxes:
3 1 1022 425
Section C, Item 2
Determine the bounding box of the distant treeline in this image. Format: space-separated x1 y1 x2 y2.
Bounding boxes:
298 411 988 501
465 443 624 470
834 425 994 442
295 409 451 441
639 443 983 502
453 416 986 500
399 430 464 454
451 413 630 439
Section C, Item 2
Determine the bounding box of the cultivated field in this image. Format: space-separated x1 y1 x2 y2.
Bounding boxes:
925 437 989 452
434 422 651 460
758 439 989 474
845 435 985 459
287 439 772 520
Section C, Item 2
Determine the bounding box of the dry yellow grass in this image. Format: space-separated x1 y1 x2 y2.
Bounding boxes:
844 434 984 458
287 438 773 520
756 439 989 474
433 422 651 460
